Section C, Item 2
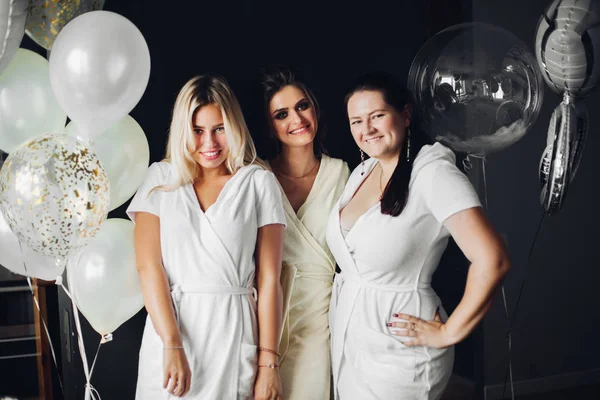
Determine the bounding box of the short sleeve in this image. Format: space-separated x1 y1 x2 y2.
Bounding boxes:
420 157 481 224
254 170 286 228
126 162 168 222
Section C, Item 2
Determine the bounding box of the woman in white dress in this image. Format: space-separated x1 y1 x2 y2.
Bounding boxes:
326 72 511 399
127 75 286 399
260 66 350 399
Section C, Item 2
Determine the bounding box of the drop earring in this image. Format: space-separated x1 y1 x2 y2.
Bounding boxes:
360 149 366 176
406 127 411 163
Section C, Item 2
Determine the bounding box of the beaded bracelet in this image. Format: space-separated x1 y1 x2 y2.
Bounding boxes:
258 346 281 357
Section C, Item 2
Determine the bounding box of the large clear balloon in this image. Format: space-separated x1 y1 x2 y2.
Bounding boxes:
0 0 28 74
535 0 600 98
0 134 110 258
408 22 544 157
49 11 151 139
0 48 67 153
66 116 150 211
68 218 143 336
25 0 105 51
0 210 65 281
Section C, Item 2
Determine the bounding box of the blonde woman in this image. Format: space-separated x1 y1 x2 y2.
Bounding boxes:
127 75 286 399
260 66 350 399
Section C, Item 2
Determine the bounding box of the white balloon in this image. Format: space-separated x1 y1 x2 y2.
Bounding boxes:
0 210 65 281
68 218 143 335
49 11 150 139
0 48 67 153
0 0 28 74
66 115 150 211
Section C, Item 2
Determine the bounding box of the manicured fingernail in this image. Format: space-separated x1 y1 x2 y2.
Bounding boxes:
393 313 399 317
386 322 392 326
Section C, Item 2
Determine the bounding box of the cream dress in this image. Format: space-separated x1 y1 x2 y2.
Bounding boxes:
275 155 350 400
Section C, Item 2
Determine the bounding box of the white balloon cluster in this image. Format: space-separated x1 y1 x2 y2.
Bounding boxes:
0 9 149 336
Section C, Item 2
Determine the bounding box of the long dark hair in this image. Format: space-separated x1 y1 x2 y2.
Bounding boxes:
260 65 327 159
344 71 430 217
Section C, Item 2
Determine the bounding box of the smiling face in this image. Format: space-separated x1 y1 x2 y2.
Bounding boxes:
191 103 230 170
268 85 318 150
347 90 411 161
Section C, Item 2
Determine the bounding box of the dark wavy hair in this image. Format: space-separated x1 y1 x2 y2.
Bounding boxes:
344 71 431 217
260 65 326 159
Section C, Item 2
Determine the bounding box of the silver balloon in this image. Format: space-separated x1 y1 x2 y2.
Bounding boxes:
408 22 544 157
0 0 28 74
539 94 587 215
0 134 110 257
535 0 600 98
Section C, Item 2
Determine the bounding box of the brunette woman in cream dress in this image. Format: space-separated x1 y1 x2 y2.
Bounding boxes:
260 66 350 399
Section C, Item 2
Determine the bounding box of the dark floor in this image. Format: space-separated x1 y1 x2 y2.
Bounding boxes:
442 375 600 400
514 384 600 400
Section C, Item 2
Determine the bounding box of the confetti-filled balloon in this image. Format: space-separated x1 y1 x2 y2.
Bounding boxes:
25 0 105 50
0 134 109 257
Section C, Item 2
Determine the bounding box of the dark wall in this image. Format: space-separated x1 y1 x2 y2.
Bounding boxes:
22 1 437 398
17 0 599 399
469 0 600 391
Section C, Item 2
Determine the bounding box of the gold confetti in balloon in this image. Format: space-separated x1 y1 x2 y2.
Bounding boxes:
0 134 109 257
25 0 105 50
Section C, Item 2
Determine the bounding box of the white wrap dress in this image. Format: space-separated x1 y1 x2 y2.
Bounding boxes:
127 161 286 400
326 143 481 400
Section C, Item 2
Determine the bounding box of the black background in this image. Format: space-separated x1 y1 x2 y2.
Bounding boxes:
13 0 600 399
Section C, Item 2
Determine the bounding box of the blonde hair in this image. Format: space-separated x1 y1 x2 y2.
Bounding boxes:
162 75 265 187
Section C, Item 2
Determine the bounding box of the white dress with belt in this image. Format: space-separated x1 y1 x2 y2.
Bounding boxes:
326 143 481 400
127 161 286 400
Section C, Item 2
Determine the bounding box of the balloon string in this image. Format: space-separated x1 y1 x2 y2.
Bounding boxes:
479 158 515 400
61 251 103 400
17 240 66 398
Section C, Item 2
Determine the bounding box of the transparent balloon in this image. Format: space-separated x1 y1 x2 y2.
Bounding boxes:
25 0 105 51
408 22 544 157
0 134 110 258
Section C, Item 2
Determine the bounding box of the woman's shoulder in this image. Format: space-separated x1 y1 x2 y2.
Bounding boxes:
411 142 457 179
146 160 174 183
241 163 278 188
321 154 351 175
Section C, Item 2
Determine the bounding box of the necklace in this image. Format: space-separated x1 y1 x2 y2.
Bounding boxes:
273 160 320 195
274 160 319 180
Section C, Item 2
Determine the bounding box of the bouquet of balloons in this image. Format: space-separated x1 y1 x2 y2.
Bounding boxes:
0 1 150 355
